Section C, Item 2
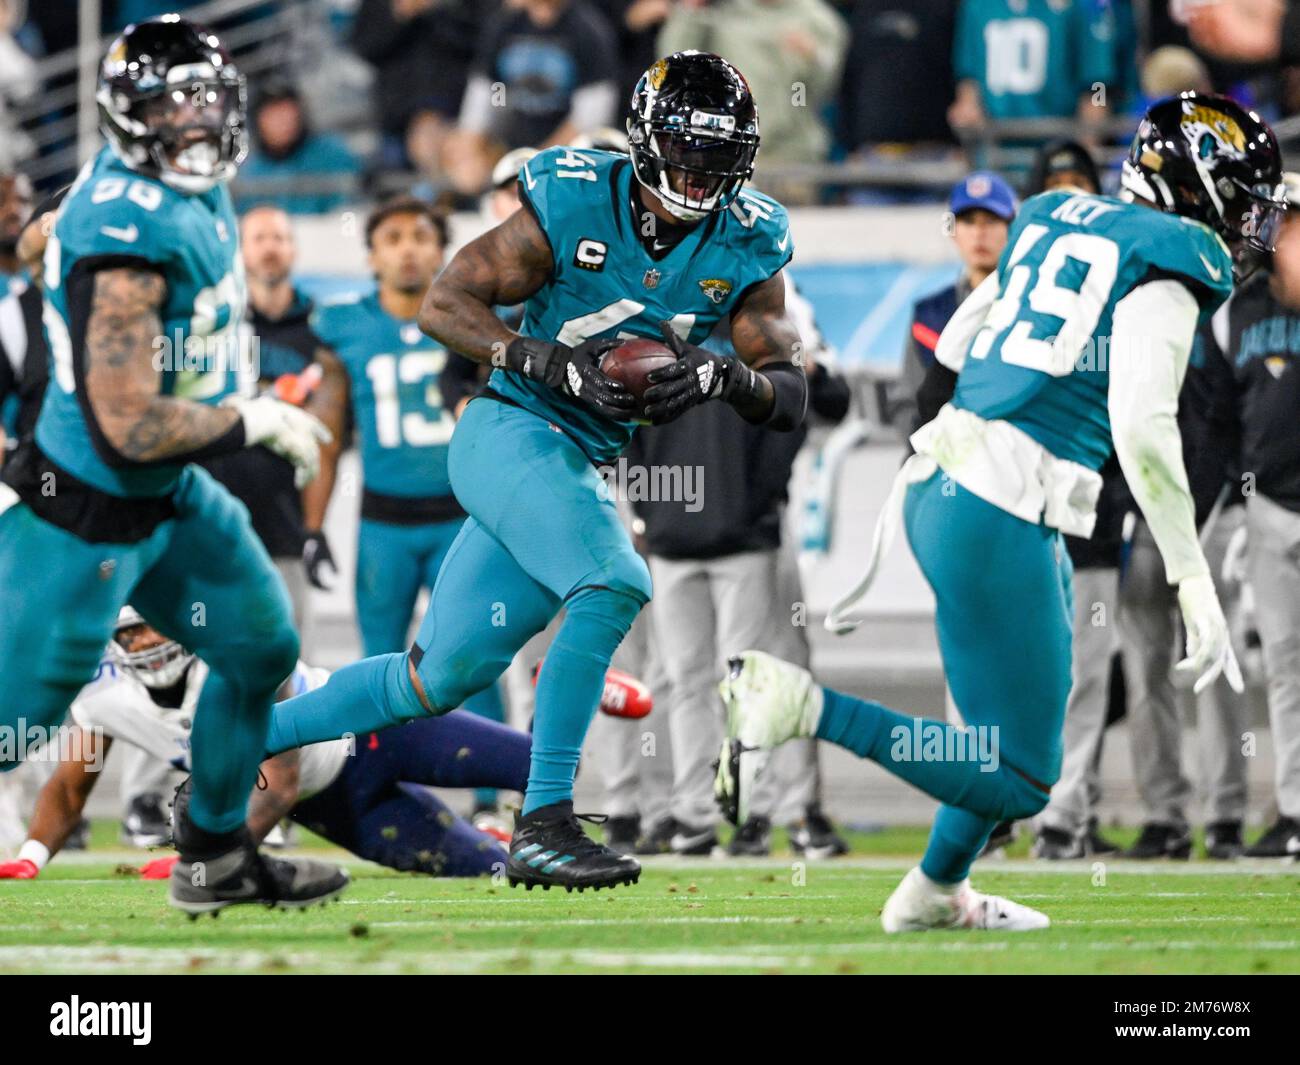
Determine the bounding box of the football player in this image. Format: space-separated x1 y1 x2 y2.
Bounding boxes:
264 51 808 892
0 18 341 914
717 93 1285 930
302 197 511 814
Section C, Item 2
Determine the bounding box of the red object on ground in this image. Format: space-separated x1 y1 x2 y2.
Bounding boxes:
139 855 179 880
0 859 39 879
531 661 653 719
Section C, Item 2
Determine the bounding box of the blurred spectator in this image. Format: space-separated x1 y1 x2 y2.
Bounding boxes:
1140 45 1214 104
658 0 848 202
1027 138 1101 197
236 81 360 214
838 0 959 155
0 169 33 297
894 172 1015 435
351 0 484 181
1183 0 1297 66
1203 176 1300 857
0 0 38 170
948 0 1116 135
596 0 675 100
445 0 619 196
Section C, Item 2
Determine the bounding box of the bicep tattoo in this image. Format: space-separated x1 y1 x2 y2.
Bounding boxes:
730 271 804 371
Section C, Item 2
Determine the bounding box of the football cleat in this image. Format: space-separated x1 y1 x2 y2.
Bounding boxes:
167 831 349 915
1204 820 1244 860
603 814 641 855
788 804 849 859
634 815 678 855
1120 822 1192 860
727 815 771 857
506 802 641 891
1085 819 1120 856
1033 825 1084 860
715 651 822 825
1242 816 1300 858
121 793 172 849
880 867 1050 933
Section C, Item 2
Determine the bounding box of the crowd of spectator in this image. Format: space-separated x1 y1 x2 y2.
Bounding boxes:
8 1 1300 207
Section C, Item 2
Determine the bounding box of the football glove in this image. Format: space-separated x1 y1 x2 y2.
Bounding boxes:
224 393 332 488
504 335 635 420
640 322 732 425
1176 574 1244 695
302 529 337 591
0 859 39 879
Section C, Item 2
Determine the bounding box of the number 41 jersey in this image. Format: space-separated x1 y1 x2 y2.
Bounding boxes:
952 189 1234 471
489 146 793 464
36 146 245 499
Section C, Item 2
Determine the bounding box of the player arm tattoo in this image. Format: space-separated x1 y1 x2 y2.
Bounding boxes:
418 205 553 363
82 267 243 464
302 345 348 529
727 271 808 428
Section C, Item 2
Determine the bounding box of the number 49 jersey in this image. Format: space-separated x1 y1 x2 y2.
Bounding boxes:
36 146 245 499
311 292 456 498
952 189 1234 470
490 146 793 463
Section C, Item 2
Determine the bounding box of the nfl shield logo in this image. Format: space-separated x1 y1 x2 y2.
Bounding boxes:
642 268 661 289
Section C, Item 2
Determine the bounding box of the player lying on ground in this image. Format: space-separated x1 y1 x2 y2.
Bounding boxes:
716 92 1286 932
261 51 807 892
0 17 343 915
0 610 653 880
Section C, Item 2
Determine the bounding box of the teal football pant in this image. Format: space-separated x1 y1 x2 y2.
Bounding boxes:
0 466 298 835
266 398 651 814
356 514 508 807
814 471 1073 883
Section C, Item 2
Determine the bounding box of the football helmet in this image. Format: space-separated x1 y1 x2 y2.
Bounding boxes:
626 51 760 223
97 15 248 194
109 606 194 690
1122 92 1286 279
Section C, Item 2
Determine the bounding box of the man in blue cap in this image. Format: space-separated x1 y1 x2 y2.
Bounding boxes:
894 171 1017 436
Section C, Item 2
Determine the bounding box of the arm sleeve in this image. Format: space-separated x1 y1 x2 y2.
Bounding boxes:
914 358 959 436
934 271 1000 373
1108 279 1209 586
439 350 483 411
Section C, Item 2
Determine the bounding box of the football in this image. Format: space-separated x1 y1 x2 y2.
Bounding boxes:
599 337 680 418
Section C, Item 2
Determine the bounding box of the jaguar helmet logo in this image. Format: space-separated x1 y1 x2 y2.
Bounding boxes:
1180 104 1247 162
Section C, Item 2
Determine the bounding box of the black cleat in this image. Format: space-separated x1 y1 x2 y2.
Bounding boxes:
1120 822 1192 860
669 821 718 856
1242 816 1300 858
788 804 849 859
167 778 348 914
727 815 771 857
634 816 678 855
1085 818 1120 856
1204 820 1244 860
122 793 171 848
604 814 640 855
1033 825 1084 860
506 802 641 891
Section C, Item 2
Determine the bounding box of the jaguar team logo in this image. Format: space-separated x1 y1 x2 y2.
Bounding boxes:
1181 104 1247 160
648 58 669 91
698 278 732 305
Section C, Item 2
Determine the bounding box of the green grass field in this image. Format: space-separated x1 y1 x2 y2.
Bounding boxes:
3 825 1298 974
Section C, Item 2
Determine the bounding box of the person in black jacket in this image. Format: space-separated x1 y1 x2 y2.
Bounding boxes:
627 281 851 858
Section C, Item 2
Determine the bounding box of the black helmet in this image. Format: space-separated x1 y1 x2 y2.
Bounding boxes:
97 15 247 194
1122 92 1285 278
626 51 760 222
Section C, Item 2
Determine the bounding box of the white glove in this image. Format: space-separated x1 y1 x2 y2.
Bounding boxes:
1175 574 1244 695
224 394 332 488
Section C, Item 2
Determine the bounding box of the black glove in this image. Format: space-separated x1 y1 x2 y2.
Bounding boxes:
641 322 734 425
302 529 336 591
504 335 636 420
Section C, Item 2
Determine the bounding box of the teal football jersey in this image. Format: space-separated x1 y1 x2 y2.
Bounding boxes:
490 146 793 463
36 147 245 498
952 190 1233 470
953 0 1116 120
312 292 456 498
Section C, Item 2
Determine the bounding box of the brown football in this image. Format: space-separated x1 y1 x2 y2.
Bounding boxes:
599 337 680 419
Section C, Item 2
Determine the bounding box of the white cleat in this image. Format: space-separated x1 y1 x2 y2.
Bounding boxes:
880 867 1050 933
714 651 823 825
